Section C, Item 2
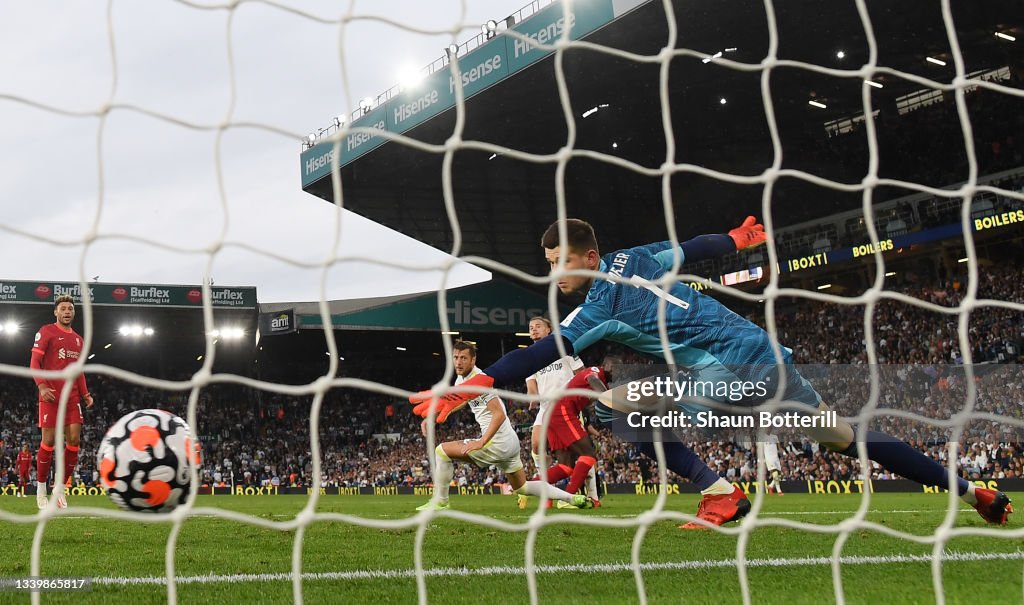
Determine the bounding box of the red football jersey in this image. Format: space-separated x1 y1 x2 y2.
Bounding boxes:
17 451 32 473
31 323 86 403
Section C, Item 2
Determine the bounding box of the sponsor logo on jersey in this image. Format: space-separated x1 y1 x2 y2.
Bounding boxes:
534 361 565 376
57 348 79 361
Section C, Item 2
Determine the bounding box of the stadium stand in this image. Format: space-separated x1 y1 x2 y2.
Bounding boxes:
2 262 1021 491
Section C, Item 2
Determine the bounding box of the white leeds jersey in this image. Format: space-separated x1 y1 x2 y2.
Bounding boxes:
527 354 584 404
459 367 518 443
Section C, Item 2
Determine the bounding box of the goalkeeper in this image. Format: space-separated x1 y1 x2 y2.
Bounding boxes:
413 217 1012 528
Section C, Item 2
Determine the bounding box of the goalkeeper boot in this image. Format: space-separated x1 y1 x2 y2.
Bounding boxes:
680 488 751 529
415 499 450 512
973 488 1012 525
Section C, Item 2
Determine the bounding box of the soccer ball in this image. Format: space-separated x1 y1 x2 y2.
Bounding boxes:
97 409 200 513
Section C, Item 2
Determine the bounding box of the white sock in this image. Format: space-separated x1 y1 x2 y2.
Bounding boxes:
37 481 47 496
518 480 576 503
960 482 978 506
586 466 599 500
531 451 542 473
432 445 453 502
701 478 735 496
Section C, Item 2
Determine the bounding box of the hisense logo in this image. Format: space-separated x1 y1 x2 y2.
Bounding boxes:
448 54 502 94
393 90 439 124
512 13 576 58
304 148 335 175
346 119 385 152
446 300 544 327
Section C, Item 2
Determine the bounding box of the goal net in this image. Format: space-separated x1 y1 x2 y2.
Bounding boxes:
1 0 1023 604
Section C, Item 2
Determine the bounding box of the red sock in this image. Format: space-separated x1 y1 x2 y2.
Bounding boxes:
37 444 54 487
565 456 596 495
64 445 80 486
533 463 573 484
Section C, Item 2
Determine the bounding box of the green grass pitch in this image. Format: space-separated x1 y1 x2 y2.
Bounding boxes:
0 492 1019 604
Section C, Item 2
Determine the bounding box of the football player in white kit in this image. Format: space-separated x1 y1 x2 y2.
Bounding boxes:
762 433 784 495
416 340 590 511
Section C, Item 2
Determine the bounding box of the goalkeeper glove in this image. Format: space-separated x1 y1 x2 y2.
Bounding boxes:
728 216 767 250
410 373 495 423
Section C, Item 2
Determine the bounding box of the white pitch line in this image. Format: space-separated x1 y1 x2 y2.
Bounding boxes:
47 508 976 521
541 509 975 519
760 508 975 515
93 550 1024 587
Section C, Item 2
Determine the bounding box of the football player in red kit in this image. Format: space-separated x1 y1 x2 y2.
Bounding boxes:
31 295 95 509
531 366 607 507
16 444 32 497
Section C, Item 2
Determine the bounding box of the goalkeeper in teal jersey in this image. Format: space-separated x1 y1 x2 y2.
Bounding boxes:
413 217 1012 528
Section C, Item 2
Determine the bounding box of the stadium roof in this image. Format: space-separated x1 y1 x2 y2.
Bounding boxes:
300 0 1022 277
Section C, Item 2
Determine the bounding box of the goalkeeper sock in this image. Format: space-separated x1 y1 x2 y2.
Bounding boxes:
838 431 971 499
63 445 79 487
432 445 454 502
517 481 577 503
565 456 596 495
37 443 54 493
639 440 719 491
531 451 543 473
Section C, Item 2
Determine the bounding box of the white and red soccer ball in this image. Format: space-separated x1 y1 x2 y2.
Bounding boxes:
97 409 201 513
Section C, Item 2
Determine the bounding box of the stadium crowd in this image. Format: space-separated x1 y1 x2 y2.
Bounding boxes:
1 260 1022 492
780 70 1024 225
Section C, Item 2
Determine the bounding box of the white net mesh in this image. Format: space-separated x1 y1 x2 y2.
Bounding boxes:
1 0 1023 603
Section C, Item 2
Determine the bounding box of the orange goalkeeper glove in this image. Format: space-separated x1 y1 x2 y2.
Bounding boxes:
728 216 767 250
410 373 495 423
